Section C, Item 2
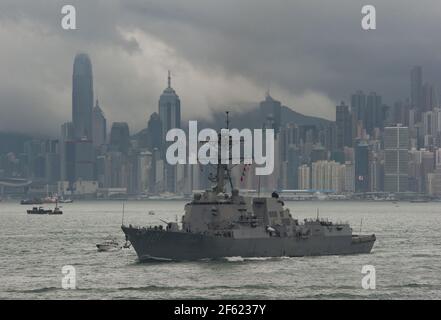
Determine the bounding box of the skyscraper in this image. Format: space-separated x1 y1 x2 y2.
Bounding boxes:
311 160 345 193
72 53 94 140
298 164 310 190
159 71 181 147
336 101 352 149
60 122 75 184
422 82 438 112
384 125 409 193
286 146 301 189
92 100 106 147
365 92 383 135
158 71 181 193
71 53 95 181
109 122 131 155
408 149 434 193
279 123 299 162
147 112 162 151
74 139 95 181
355 142 369 193
351 90 366 127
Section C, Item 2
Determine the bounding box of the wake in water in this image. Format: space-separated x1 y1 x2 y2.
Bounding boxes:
220 256 294 262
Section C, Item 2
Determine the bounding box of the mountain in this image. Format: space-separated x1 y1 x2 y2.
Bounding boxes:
187 103 332 131
133 102 332 142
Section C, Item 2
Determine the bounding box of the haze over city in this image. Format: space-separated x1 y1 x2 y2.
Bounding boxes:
2 0 441 136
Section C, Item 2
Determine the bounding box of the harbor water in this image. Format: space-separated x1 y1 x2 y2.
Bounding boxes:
0 200 440 299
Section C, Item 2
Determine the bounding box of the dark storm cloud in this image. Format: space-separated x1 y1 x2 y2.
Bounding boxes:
1 0 441 136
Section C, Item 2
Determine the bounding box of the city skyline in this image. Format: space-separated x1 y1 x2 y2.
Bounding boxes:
0 51 438 140
4 52 441 199
2 1 441 136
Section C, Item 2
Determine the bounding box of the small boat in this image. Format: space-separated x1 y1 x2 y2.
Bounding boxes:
42 196 58 204
27 207 52 215
21 198 43 205
59 198 73 204
96 239 121 252
410 199 429 203
148 210 155 215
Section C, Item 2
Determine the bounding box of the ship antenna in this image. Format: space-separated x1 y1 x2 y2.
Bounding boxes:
257 121 266 198
225 110 235 192
360 218 363 233
316 208 320 220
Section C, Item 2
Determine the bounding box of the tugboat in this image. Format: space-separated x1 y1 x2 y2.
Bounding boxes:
27 207 52 215
96 238 121 252
27 200 63 215
122 115 376 261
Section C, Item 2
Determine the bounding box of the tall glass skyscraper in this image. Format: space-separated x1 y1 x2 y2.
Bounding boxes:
72 53 94 140
159 71 181 143
159 71 181 193
336 101 352 149
71 53 94 181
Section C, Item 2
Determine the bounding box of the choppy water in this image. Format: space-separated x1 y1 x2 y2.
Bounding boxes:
0 200 440 299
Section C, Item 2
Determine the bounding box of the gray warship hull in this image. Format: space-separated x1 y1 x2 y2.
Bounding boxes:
122 226 375 261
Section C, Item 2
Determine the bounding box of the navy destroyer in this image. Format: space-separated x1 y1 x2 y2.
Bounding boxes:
122 119 376 262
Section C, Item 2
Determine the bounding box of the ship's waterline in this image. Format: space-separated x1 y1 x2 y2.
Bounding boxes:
123 226 375 262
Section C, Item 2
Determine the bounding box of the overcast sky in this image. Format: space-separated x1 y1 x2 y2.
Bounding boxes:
1 0 441 136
